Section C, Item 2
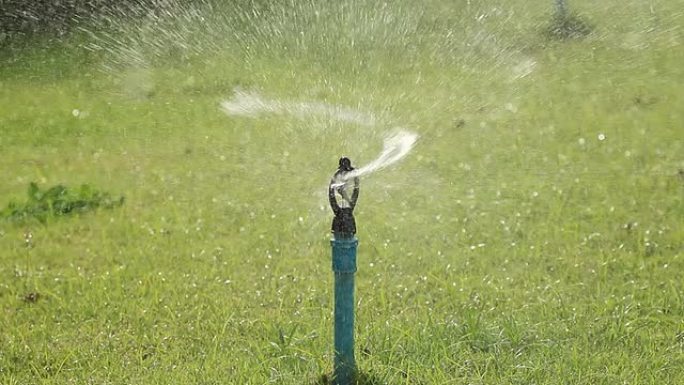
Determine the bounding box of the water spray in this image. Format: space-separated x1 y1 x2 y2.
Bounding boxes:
330 130 418 188
220 89 419 186
220 89 377 127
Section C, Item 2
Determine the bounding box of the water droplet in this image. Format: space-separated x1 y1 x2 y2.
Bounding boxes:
504 103 518 113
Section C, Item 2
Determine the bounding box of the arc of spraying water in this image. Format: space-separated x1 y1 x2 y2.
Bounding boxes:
331 130 418 187
221 89 418 185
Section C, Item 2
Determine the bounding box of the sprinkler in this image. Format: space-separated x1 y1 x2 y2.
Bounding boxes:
329 157 360 385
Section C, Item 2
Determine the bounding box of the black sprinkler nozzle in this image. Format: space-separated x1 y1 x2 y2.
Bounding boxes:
339 157 353 172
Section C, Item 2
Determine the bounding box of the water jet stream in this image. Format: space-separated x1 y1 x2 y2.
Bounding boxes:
334 130 418 186
220 90 418 184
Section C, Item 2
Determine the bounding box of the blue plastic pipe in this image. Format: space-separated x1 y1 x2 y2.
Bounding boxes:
331 233 358 385
555 0 567 16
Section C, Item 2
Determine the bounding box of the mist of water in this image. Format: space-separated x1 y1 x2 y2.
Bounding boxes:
221 89 418 184
220 89 377 127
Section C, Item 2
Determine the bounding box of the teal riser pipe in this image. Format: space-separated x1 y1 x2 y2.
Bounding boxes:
331 235 358 385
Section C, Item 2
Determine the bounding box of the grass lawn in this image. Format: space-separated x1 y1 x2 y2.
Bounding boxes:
1 0 683 383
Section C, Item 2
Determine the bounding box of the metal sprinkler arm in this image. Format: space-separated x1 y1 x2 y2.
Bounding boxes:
328 180 342 216
329 169 360 235
349 177 360 210
329 175 360 210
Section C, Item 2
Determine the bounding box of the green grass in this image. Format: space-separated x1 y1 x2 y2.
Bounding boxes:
1 0 683 383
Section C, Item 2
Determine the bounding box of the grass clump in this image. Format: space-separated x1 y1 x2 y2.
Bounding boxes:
545 12 593 40
1 182 124 223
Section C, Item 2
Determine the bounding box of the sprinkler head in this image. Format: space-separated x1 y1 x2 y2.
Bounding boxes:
329 157 360 236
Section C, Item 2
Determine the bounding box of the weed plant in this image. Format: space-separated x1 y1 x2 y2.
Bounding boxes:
1 182 124 223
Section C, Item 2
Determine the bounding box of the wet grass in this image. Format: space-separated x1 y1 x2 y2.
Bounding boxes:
1 0 683 384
